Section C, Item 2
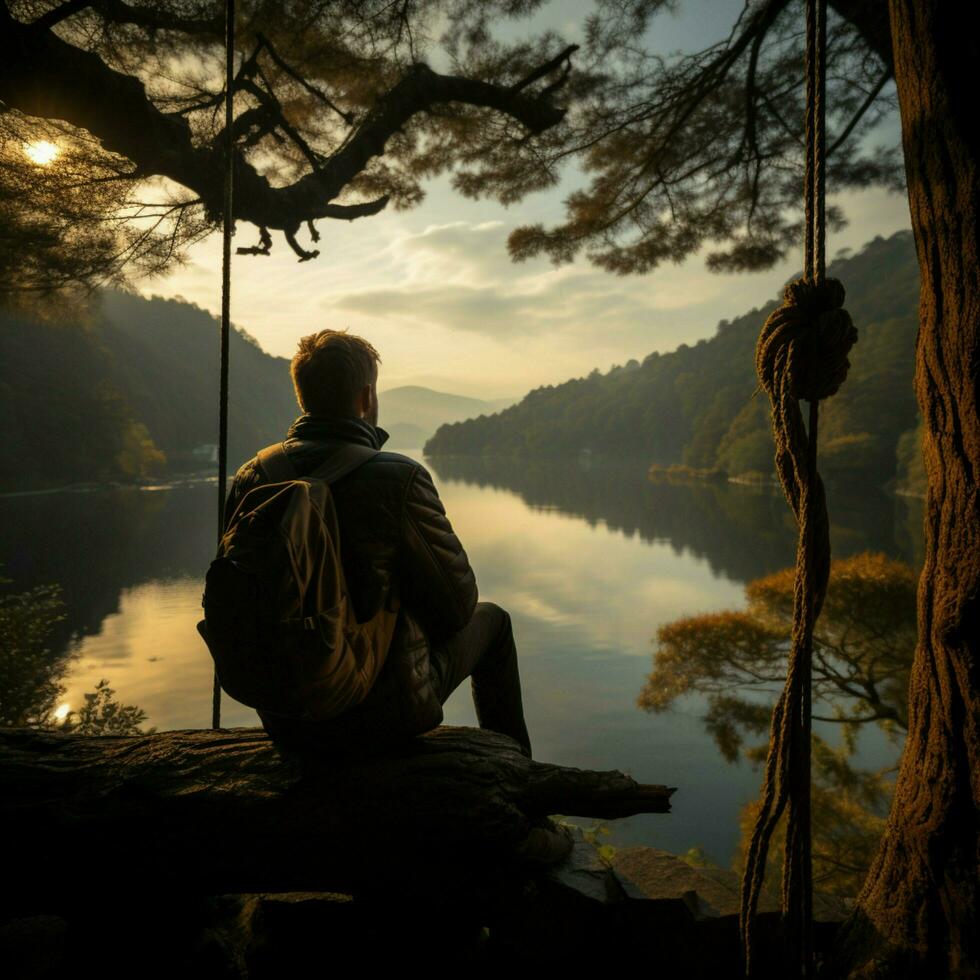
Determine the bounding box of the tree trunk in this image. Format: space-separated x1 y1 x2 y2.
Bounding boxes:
0 725 673 912
834 1 980 976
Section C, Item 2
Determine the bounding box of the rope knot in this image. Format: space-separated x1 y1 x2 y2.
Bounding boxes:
756 277 857 404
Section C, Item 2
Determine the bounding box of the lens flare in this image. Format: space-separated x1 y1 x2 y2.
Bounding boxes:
24 140 60 165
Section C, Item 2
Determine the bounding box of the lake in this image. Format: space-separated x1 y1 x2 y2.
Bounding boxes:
0 453 922 867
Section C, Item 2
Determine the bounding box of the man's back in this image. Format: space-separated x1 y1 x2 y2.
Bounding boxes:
220 327 530 759
224 413 479 751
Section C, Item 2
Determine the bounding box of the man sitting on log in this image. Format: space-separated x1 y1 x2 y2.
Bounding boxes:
222 329 533 759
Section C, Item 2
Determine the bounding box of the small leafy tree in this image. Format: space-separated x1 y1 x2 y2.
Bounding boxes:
0 570 150 734
639 552 916 896
71 678 153 735
0 576 71 728
641 552 915 755
735 737 893 901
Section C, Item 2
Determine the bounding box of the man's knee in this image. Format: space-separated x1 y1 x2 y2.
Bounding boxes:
475 601 512 639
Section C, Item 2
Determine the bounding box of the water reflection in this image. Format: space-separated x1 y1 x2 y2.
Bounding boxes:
0 577 149 734
428 459 921 864
0 482 216 646
0 458 923 864
427 455 924 580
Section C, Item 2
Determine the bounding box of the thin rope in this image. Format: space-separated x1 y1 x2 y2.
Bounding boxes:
803 0 816 281
212 0 236 731
814 0 826 284
739 0 856 975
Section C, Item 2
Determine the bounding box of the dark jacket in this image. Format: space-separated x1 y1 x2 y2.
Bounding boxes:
224 414 478 752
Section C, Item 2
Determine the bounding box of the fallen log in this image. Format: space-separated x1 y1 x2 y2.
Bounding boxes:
1 725 673 907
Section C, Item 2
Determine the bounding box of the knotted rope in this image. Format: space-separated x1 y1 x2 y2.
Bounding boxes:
738 1 857 975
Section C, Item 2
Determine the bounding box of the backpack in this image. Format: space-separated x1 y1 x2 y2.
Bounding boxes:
198 442 399 721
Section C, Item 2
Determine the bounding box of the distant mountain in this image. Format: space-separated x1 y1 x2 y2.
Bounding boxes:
380 385 515 449
0 292 513 489
425 231 922 490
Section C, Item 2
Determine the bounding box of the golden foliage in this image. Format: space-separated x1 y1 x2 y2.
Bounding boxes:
640 551 915 896
638 610 784 712
734 738 892 900
642 551 915 749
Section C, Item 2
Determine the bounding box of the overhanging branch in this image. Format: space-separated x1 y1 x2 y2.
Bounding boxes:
1 9 571 259
34 0 225 36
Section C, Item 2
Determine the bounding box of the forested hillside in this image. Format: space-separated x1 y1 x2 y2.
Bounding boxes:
98 291 297 469
0 291 296 489
0 291 512 490
425 232 923 490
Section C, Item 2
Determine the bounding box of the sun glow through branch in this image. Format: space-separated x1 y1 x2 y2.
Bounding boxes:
24 140 60 165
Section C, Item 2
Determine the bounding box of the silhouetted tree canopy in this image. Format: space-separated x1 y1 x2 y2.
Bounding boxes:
0 0 579 292
502 0 900 273
0 0 903 294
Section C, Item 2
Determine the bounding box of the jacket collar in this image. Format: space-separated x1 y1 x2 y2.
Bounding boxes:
285 413 389 450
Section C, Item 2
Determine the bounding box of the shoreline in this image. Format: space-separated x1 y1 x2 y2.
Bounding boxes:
1 458 929 501
0 469 222 499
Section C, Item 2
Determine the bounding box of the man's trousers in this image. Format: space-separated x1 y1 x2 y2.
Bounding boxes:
428 601 532 758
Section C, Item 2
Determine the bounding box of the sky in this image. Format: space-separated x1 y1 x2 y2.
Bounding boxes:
137 0 911 401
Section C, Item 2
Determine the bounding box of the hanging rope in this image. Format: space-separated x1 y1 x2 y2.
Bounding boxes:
212 0 236 731
738 0 857 975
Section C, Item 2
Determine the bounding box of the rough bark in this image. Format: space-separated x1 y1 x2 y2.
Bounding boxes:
832 1 980 976
0 725 673 912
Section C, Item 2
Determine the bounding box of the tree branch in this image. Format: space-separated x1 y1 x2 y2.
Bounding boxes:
87 0 223 36
30 0 92 30
284 224 319 261
255 31 355 126
236 225 272 256
826 0 894 73
0 15 570 256
628 0 789 190
510 44 579 94
237 75 323 170
318 196 390 220
827 67 892 158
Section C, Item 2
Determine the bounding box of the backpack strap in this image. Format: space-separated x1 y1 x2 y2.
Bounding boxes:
310 443 379 484
256 442 298 484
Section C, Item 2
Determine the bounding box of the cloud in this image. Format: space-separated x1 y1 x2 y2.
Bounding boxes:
335 283 530 335
149 184 909 397
384 220 548 285
323 220 740 342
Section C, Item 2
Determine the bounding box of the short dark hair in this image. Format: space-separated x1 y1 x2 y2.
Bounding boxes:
290 330 380 417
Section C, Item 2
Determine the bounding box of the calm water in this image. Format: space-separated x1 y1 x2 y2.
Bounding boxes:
0 454 923 866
